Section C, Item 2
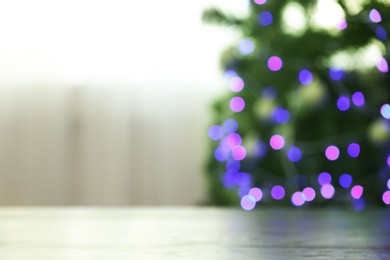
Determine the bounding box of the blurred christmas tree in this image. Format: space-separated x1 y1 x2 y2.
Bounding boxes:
204 0 390 209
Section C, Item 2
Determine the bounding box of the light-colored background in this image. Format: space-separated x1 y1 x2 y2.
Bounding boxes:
0 0 247 205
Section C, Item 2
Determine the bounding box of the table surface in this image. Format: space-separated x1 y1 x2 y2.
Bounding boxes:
0 207 389 259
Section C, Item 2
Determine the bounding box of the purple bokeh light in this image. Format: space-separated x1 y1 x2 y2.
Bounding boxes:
383 191 390 205
339 173 353 188
214 146 229 162
351 185 363 199
249 187 263 201
258 11 273 26
238 39 255 55
222 171 236 189
241 195 256 210
226 133 242 148
254 0 267 4
236 172 252 187
271 107 290 124
298 70 313 85
325 145 340 161
329 67 344 81
321 184 335 199
337 96 350 111
380 104 390 119
223 118 238 133
224 70 237 81
369 9 382 23
208 125 223 141
271 185 285 200
318 172 332 185
347 143 360 158
387 178 390 189
337 19 347 30
267 56 283 71
388 155 390 167
232 145 247 161
287 146 302 162
269 135 285 150
229 77 245 92
230 97 245 112
351 92 365 107
291 192 305 206
302 187 316 202
377 57 389 73
376 27 387 41
262 86 278 99
226 159 240 171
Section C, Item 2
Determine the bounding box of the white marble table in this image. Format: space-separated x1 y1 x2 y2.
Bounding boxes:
0 207 389 259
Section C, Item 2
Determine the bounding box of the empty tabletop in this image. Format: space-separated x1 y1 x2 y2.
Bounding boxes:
0 207 389 259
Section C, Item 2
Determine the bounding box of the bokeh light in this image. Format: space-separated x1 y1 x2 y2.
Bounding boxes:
352 199 365 211
318 172 332 185
337 96 350 111
287 146 302 162
258 11 273 26
271 185 285 200
383 191 390 205
223 118 238 133
347 143 360 158
236 172 252 187
254 0 266 4
380 104 390 119
291 191 305 206
241 195 256 210
298 69 313 85
226 159 240 171
339 173 352 188
249 187 263 201
254 141 268 158
267 56 283 71
329 67 344 81
377 57 388 73
232 145 247 161
302 187 316 201
325 145 340 161
369 9 382 23
238 39 255 55
226 133 242 148
351 185 363 199
229 77 245 92
376 26 387 41
262 86 278 99
230 96 245 112
208 125 223 141
336 19 347 30
238 186 251 198
214 146 230 162
387 178 390 189
351 92 365 107
388 155 390 167
269 135 285 150
224 70 238 81
271 107 290 124
321 184 335 199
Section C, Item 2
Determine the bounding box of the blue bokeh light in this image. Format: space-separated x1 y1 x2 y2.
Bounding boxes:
339 173 353 188
298 70 313 85
238 39 255 55
226 159 241 171
287 146 302 162
376 26 387 41
223 118 238 133
337 96 350 111
258 11 273 26
214 146 230 162
208 125 223 141
329 67 344 81
271 107 290 124
347 143 360 158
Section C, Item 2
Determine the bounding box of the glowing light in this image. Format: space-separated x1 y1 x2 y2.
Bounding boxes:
271 185 285 200
254 0 266 4
236 172 252 187
287 146 302 162
347 143 360 158
249 187 263 201
238 186 251 198
224 70 238 81
325 145 340 161
351 185 363 199
226 159 240 171
269 135 285 150
383 191 390 205
223 118 238 133
318 172 332 185
298 70 313 85
376 27 387 41
321 184 335 199
254 141 268 158
291 192 305 206
267 56 283 71
376 57 388 73
214 146 229 162
388 156 390 167
369 9 382 23
238 39 255 55
208 125 223 141
387 178 390 189
226 133 242 148
352 199 365 211
337 96 350 111
229 77 244 92
351 92 365 107
336 19 347 30
380 104 390 119
271 107 290 124
258 11 273 26
232 145 247 161
230 97 245 112
222 171 236 189
262 86 278 100
329 67 344 81
339 173 352 188
241 195 256 210
302 187 316 201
